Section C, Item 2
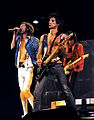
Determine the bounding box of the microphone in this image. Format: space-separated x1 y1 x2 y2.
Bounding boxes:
8 27 20 32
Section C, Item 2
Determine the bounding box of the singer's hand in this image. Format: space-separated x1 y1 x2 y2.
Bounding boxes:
14 27 20 30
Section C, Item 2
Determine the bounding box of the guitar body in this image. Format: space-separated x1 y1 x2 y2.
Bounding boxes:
64 54 89 75
35 62 50 82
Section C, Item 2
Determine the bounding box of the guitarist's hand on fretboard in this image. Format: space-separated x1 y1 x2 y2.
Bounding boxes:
64 54 89 75
65 64 74 70
64 64 74 75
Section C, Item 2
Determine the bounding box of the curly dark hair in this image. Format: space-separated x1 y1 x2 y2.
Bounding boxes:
66 31 78 43
48 12 64 33
67 31 79 61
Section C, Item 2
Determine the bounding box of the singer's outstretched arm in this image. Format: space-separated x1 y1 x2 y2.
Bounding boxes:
11 31 16 49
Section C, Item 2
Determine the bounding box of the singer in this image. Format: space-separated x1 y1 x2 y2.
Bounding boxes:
10 22 39 118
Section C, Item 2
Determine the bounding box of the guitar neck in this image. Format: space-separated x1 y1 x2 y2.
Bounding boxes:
71 57 82 65
67 54 89 68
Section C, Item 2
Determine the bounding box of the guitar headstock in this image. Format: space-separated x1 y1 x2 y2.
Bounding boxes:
82 53 89 59
67 33 73 40
60 33 74 45
85 53 89 57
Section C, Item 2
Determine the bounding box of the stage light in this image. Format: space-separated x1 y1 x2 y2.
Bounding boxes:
33 20 39 24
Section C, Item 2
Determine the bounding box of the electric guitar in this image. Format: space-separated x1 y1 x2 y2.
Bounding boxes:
64 53 89 75
35 33 73 82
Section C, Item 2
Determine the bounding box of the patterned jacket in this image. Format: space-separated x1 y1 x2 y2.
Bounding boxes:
15 35 39 67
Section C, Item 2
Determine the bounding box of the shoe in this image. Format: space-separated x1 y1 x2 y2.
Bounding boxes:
21 114 27 118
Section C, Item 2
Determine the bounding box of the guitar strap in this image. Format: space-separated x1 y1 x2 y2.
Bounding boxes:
71 43 78 62
42 32 60 61
48 32 60 55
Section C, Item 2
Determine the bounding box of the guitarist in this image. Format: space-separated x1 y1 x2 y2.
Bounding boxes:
33 12 80 118
63 31 84 96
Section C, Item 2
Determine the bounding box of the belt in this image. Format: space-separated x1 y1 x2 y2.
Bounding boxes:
19 62 25 68
51 60 62 63
51 57 62 63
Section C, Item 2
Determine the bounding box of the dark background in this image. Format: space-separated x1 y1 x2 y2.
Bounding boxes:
7 0 94 40
1 0 94 119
